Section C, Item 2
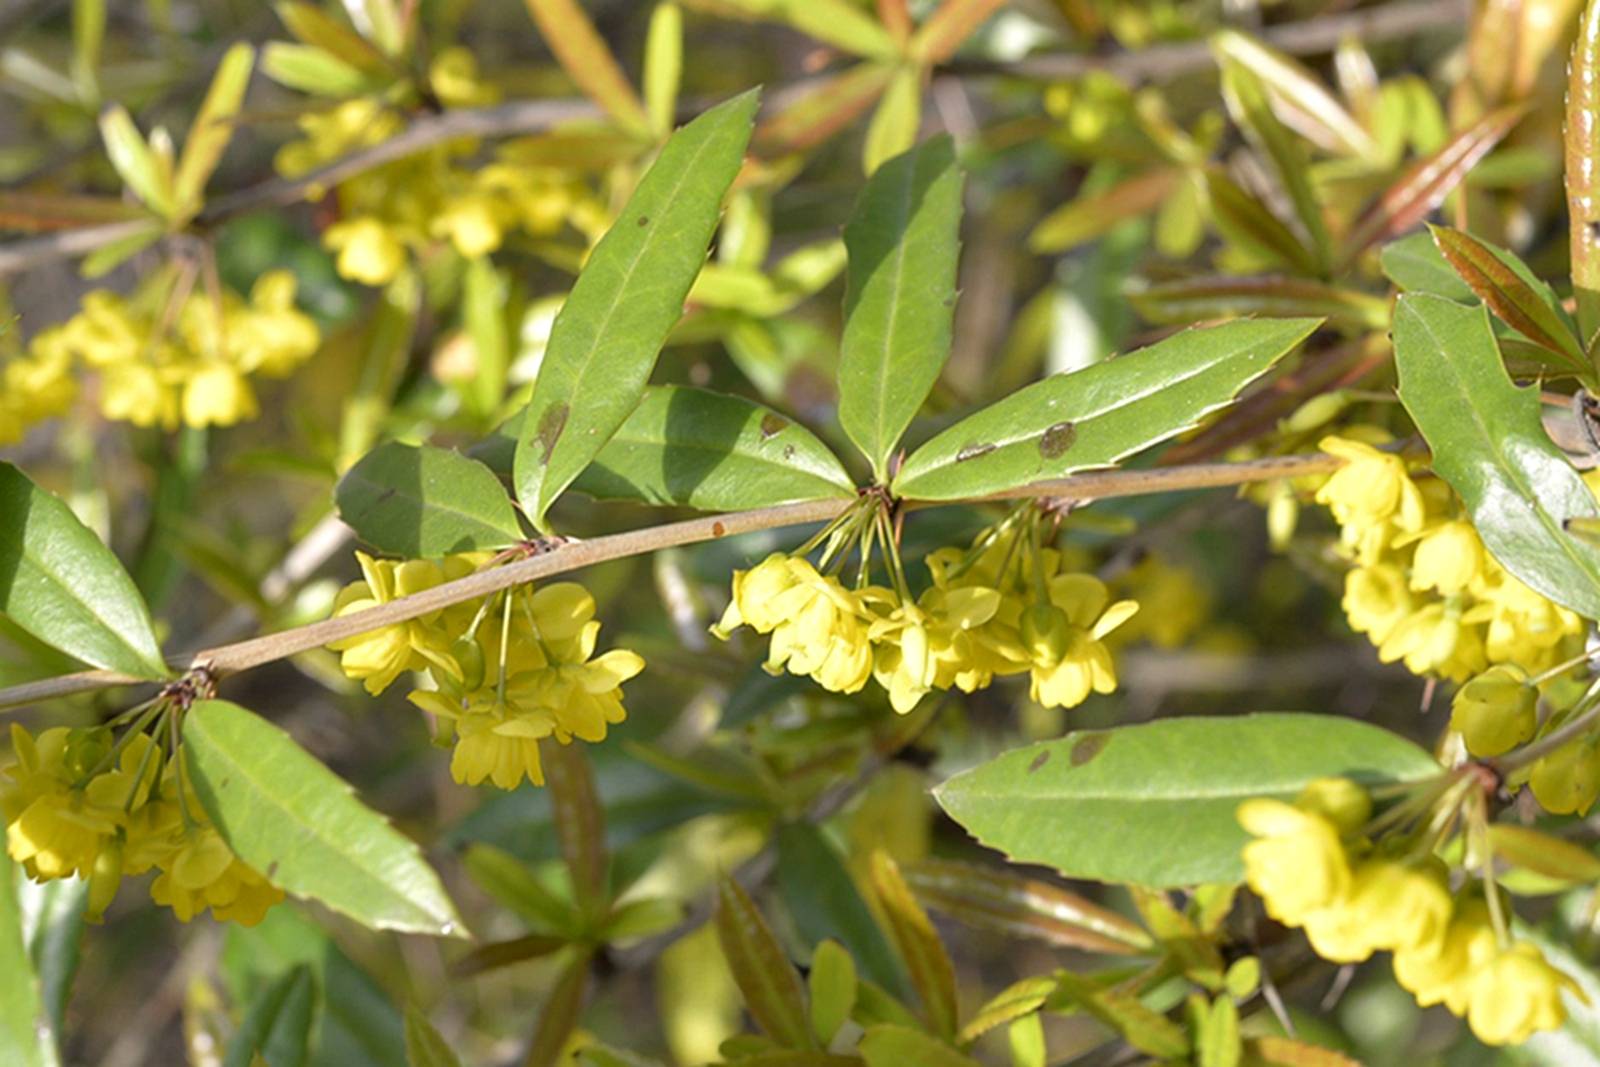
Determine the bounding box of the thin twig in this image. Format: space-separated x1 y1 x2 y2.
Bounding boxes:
0 452 1341 712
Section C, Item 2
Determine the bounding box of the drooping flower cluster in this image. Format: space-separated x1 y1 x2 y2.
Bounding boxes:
16 267 319 436
2 723 282 926
713 503 1139 713
1314 433 1584 682
1239 778 1579 1046
271 48 606 287
326 552 643 789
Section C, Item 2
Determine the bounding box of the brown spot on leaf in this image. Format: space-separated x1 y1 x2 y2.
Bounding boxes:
782 445 795 460
1028 750 1050 773
266 861 279 879
1039 421 1077 459
535 402 570 464
759 413 788 439
1070 732 1109 766
712 521 726 537
638 215 650 227
956 441 997 462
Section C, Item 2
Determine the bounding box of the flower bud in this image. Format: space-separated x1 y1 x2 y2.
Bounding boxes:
1295 777 1371 836
1020 602 1071 665
86 839 123 923
452 636 486 691
1529 736 1600 815
1452 665 1537 757
62 727 112 779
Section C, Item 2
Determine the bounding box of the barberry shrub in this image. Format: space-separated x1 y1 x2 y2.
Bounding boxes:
8 0 1600 1063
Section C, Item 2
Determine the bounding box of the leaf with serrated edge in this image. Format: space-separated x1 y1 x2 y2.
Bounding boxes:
572 386 854 509
892 318 1318 501
513 91 758 531
183 700 467 937
935 713 1439 887
0 462 168 679
839 135 964 480
1394 293 1600 619
336 443 524 556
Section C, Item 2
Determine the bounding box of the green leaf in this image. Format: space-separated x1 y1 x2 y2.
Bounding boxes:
0 461 168 679
807 940 857 1046
713 873 816 1050
222 906 406 1067
1204 170 1321 276
173 42 253 216
98 106 173 217
462 844 578 934
862 65 921 176
336 442 524 556
462 257 511 418
571 386 855 509
1379 232 1476 299
224 965 316 1067
260 42 372 96
892 318 1318 501
935 713 1440 887
643 3 682 140
1209 31 1375 160
775 823 905 996
0 855 56 1067
524 951 591 1067
513 90 759 531
959 976 1054 1044
275 3 391 75
869 852 958 1039
1028 169 1178 255
1393 293 1600 619
1050 972 1189 1059
523 0 651 137
859 1025 980 1067
16 876 85 1043
1129 277 1386 331
1428 225 1587 375
183 700 467 937
403 1005 463 1067
541 741 609 911
838 135 964 481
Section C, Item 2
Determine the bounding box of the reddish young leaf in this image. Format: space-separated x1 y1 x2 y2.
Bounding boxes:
910 0 1006 64
1430 225 1587 373
523 0 650 137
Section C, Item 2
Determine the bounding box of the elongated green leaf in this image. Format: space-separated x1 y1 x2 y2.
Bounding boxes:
0 462 168 679
224 965 315 1067
1216 56 1330 273
807 940 856 1046
337 442 523 556
541 741 608 910
643 2 682 139
572 386 854 509
1051 972 1189 1058
173 42 253 216
1130 277 1386 330
1029 169 1178 254
755 62 894 155
0 856 55 1067
462 844 578 934
524 951 592 1067
869 852 958 1039
838 136 963 479
1428 225 1587 373
892 318 1318 501
223 906 406 1067
775 823 904 995
1394 293 1600 619
1204 171 1321 276
16 876 84 1044
261 42 372 96
904 858 1153 954
935 713 1440 887
513 91 759 531
859 1025 979 1067
403 1005 463 1067
184 700 466 937
713 874 816 1050
462 257 510 418
862 65 921 176
958 976 1054 1045
275 2 390 73
1210 31 1375 159
99 106 173 217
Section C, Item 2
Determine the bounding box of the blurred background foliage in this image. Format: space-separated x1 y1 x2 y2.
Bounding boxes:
5 0 1599 1064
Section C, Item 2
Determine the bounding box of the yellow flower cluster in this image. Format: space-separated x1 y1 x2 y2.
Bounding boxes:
714 520 1138 713
0 336 77 445
274 49 605 286
2 724 282 925
1239 778 1577 1046
1317 435 1583 682
20 269 318 433
326 552 643 789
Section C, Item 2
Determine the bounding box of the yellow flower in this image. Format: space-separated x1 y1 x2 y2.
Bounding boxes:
1451 665 1537 757
99 360 182 430
1465 942 1575 1046
1377 603 1485 681
1237 798 1350 926
868 586 1001 713
411 681 557 789
1109 555 1209 649
181 362 258 427
430 192 508 258
1294 777 1371 836
1315 435 1425 535
713 553 806 637
428 46 499 108
1401 520 1485 595
326 553 458 694
326 217 407 285
1466 562 1584 673
1025 574 1138 709
1342 564 1413 644
1392 899 1497 1012
149 825 282 925
757 563 875 694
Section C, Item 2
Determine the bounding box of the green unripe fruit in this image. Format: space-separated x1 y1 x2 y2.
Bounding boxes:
63 727 112 779
1020 602 1071 664
452 636 486 691
1530 736 1600 815
1451 665 1537 757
